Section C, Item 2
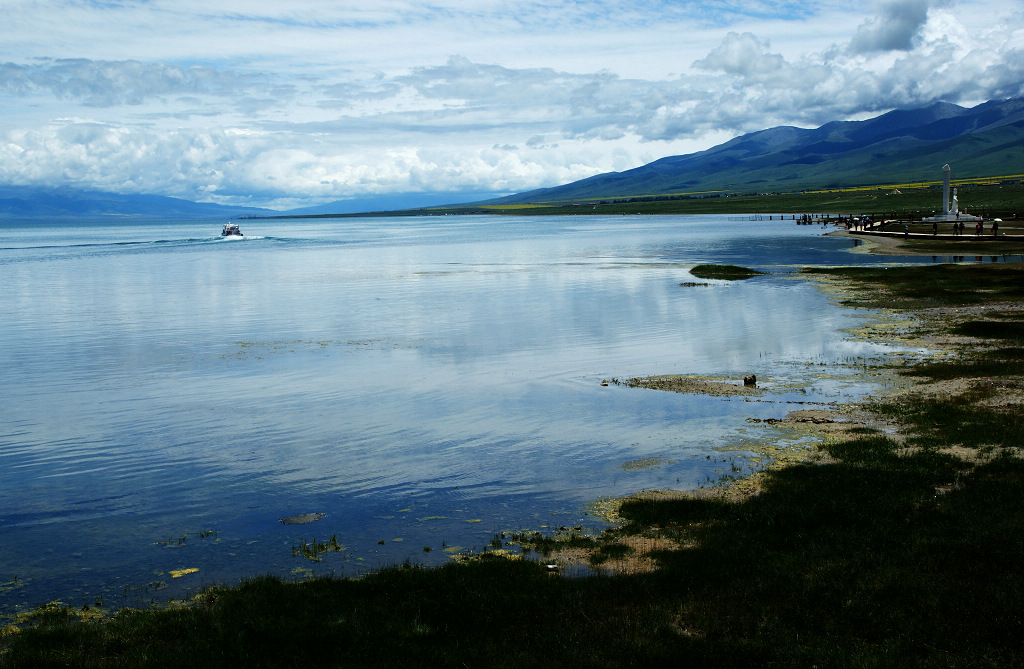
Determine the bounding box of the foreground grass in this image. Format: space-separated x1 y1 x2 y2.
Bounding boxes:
4 265 1024 668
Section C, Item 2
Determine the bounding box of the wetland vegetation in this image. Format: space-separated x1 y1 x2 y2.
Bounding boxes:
3 261 1024 667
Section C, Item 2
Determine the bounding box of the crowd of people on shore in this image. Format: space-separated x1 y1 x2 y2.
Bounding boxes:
840 217 1005 238
946 220 999 236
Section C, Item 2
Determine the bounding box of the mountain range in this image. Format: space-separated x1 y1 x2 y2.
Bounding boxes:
484 97 1024 206
1 97 1021 219
0 186 271 220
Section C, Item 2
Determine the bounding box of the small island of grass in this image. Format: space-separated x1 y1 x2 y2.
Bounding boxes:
688 264 765 280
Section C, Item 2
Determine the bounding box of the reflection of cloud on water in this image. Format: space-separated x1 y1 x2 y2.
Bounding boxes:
222 337 426 359
2 214 946 616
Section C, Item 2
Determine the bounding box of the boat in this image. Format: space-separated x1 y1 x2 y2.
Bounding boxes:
222 222 243 237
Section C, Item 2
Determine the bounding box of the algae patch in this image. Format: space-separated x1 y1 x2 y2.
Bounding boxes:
611 375 762 397
168 568 198 579
620 457 677 471
279 513 326 525
291 535 345 563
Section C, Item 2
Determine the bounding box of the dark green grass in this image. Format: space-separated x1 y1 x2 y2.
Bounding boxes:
622 429 1024 667
805 264 1024 308
873 385 1024 450
953 319 1024 343
4 263 1024 668
1 562 681 668
906 356 1024 380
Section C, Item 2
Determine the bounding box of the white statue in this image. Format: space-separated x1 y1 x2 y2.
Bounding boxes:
924 164 980 223
942 164 951 215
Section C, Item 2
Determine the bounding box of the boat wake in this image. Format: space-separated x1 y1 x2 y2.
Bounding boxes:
217 234 264 241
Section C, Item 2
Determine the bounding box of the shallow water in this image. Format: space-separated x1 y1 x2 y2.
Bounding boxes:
0 214 996 614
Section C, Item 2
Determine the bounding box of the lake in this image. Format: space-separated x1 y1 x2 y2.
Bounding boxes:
0 214 978 615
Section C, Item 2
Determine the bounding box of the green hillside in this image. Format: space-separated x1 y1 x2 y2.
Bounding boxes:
482 98 1024 206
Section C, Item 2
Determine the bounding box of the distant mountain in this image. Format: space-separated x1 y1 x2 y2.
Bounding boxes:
280 191 513 216
0 186 272 220
487 98 1024 205
0 184 514 219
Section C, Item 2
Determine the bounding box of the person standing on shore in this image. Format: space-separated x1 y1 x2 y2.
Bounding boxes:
993 220 999 237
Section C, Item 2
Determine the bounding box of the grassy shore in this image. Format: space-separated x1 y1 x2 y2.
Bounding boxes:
3 257 1024 667
269 182 1024 220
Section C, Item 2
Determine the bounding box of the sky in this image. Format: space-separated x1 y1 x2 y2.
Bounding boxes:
1 0 1022 210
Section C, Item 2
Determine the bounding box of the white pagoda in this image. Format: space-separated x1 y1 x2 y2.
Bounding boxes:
924 164 981 222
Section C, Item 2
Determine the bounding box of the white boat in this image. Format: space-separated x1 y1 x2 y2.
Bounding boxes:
222 222 243 237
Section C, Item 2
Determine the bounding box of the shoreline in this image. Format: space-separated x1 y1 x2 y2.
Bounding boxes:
827 227 1024 256
540 277 918 573
540 238 1023 574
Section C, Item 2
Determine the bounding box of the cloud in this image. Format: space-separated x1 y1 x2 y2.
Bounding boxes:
850 0 939 54
0 58 263 107
0 2 1022 207
0 116 620 208
692 33 786 77
668 5 1024 132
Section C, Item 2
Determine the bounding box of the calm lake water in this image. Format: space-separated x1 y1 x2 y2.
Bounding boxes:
0 214 987 615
